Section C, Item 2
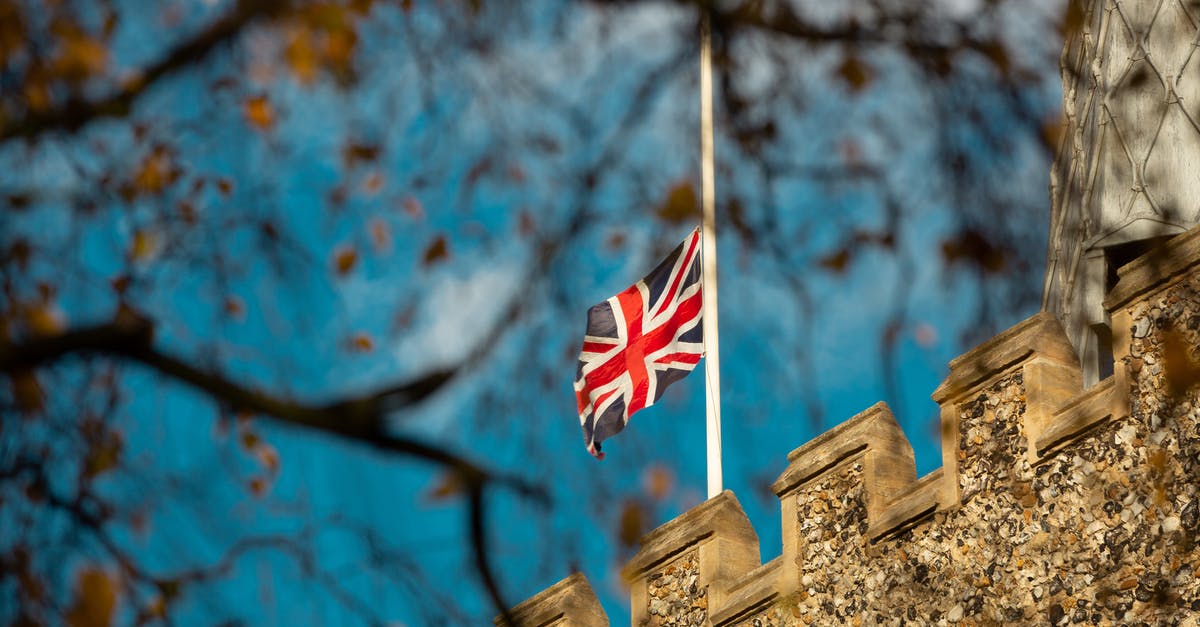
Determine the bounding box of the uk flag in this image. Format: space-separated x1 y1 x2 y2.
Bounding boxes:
574 228 703 458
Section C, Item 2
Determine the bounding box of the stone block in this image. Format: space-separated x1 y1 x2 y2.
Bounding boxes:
494 572 608 627
622 490 760 625
771 402 917 608
932 312 1081 504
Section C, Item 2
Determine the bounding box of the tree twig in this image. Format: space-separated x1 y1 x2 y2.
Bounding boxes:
0 0 292 142
1 311 548 621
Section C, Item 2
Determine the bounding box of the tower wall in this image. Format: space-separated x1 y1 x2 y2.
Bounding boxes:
1045 0 1200 385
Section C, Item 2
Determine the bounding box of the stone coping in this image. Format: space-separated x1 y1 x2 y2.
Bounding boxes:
1105 225 1200 311
931 311 1077 404
621 490 758 580
624 490 761 624
771 402 914 500
494 572 607 627
708 557 782 626
867 467 944 542
1035 373 1125 459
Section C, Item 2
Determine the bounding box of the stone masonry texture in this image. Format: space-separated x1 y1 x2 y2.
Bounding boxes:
645 550 706 626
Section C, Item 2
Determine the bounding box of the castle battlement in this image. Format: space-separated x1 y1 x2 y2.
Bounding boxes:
501 227 1200 626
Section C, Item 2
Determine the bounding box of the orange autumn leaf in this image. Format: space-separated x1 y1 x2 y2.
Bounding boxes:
333 246 358 276
363 170 384 194
84 432 123 479
255 443 280 474
132 148 175 195
818 247 851 274
1041 116 1064 150
23 77 51 112
402 196 424 219
53 28 109 81
10 370 44 415
223 296 245 321
24 303 65 336
248 477 268 497
1163 329 1200 396
425 471 465 502
65 568 117 627
285 31 318 84
243 95 275 131
835 55 874 92
368 218 392 254
421 235 449 266
129 229 160 262
655 181 698 224
350 332 374 352
617 499 647 549
324 27 357 70
642 465 674 500
0 4 24 67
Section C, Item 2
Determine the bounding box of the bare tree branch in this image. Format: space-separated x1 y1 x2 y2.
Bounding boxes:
1 310 547 617
0 311 543 493
469 483 516 627
0 0 293 142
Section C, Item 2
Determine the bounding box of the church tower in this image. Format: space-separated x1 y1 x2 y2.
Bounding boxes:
1044 0 1200 385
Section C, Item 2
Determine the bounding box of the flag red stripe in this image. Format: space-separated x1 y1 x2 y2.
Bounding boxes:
615 288 651 415
651 232 700 319
641 290 702 356
654 352 702 365
581 340 617 354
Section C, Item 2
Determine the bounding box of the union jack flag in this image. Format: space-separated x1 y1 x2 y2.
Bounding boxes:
574 228 703 458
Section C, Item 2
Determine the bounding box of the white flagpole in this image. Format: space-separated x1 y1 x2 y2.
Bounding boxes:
700 9 723 499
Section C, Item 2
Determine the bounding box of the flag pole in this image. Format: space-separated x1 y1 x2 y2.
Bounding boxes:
700 8 723 499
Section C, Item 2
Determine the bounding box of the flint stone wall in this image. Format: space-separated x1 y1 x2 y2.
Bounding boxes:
502 229 1200 626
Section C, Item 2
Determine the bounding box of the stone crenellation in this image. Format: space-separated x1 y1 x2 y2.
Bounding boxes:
499 227 1200 626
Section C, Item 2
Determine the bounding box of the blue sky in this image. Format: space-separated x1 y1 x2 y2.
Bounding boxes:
0 0 1065 624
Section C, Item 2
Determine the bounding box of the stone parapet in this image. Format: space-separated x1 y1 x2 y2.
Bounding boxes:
620 490 760 625
494 572 607 627
707 557 781 626
931 311 1083 503
772 402 916 525
1105 227 1200 313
